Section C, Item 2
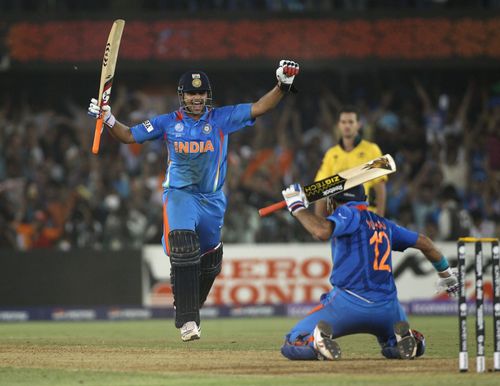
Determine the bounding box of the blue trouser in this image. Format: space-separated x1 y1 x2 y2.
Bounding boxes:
282 287 409 360
162 188 226 254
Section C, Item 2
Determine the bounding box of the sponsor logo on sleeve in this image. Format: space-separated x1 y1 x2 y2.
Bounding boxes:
143 120 154 133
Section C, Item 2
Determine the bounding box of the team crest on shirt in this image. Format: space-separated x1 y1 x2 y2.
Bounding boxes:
174 122 184 132
202 123 212 134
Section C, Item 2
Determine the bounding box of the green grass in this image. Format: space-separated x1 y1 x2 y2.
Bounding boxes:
0 316 498 385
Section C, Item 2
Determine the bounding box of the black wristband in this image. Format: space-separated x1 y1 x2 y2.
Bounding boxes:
278 82 298 94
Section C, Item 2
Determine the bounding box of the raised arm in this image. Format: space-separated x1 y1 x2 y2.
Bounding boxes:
413 78 433 115
373 181 387 216
251 86 286 118
455 80 474 126
88 99 136 144
251 60 299 119
282 184 334 241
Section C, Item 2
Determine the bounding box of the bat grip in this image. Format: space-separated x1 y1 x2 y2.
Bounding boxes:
258 200 287 217
92 117 104 154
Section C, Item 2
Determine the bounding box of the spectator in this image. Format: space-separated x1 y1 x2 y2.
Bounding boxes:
0 72 497 247
437 185 471 241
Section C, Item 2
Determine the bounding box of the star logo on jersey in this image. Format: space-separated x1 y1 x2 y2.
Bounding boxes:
174 122 184 132
202 123 212 134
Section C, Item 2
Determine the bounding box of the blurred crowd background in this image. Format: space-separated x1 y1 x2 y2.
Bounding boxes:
1 1 499 251
2 0 500 13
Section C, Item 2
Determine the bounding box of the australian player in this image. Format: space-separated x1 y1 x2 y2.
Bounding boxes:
88 60 299 341
315 106 387 216
279 183 459 360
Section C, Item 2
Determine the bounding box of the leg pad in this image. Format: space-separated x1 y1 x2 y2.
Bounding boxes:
168 230 200 328
199 243 223 307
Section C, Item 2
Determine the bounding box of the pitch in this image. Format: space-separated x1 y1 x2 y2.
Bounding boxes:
0 316 497 385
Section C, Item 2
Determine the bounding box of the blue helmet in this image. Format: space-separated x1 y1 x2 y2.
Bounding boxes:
177 70 212 113
332 184 367 202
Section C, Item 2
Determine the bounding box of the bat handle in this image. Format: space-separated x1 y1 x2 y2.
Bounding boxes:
92 117 104 154
258 200 287 217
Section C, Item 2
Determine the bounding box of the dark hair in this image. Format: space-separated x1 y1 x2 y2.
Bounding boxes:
337 105 360 121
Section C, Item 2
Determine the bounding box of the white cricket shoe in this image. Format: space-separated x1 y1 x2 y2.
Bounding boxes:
313 321 341 360
180 321 201 342
394 321 416 359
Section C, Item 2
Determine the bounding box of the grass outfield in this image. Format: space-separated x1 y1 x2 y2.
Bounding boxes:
0 316 498 385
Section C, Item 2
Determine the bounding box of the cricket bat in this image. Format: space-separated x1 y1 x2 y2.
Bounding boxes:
91 19 125 154
258 154 396 217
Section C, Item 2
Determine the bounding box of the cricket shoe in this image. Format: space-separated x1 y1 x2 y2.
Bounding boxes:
394 321 417 359
180 321 201 342
313 321 341 360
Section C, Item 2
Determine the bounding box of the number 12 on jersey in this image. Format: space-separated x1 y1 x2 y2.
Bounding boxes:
370 231 391 272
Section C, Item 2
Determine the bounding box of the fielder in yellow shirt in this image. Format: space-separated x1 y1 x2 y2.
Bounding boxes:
314 106 387 216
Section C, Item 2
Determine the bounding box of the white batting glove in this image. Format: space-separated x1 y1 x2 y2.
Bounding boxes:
88 98 116 128
435 267 459 297
282 183 309 215
276 59 299 93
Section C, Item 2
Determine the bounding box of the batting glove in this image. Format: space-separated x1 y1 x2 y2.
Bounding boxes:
435 267 459 297
88 98 116 128
276 59 299 93
282 183 309 215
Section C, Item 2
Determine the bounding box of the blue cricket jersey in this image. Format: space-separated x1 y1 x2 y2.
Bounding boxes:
327 201 418 302
130 104 255 193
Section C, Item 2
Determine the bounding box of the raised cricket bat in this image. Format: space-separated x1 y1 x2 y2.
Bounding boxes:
258 154 396 217
91 19 125 154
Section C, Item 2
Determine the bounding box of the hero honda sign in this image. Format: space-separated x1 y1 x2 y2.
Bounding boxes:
143 244 332 307
143 242 492 307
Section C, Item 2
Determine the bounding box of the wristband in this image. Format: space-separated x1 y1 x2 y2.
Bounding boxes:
432 256 449 272
290 202 306 215
104 113 116 128
277 82 298 94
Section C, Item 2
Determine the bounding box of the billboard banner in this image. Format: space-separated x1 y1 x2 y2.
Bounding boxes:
143 242 496 307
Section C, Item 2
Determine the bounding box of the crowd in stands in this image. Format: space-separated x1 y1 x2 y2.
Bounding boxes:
0 70 498 250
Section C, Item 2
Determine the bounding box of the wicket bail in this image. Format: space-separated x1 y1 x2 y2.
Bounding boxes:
457 237 500 373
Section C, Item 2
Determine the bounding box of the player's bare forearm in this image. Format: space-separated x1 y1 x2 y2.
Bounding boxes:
314 199 328 217
374 182 386 216
251 86 284 118
294 209 334 241
414 234 443 265
107 120 136 144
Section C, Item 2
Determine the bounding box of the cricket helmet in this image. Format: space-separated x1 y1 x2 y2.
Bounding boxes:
333 184 367 202
327 185 366 214
177 70 213 113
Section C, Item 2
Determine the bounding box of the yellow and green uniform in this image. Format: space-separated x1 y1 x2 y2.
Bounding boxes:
315 136 386 212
